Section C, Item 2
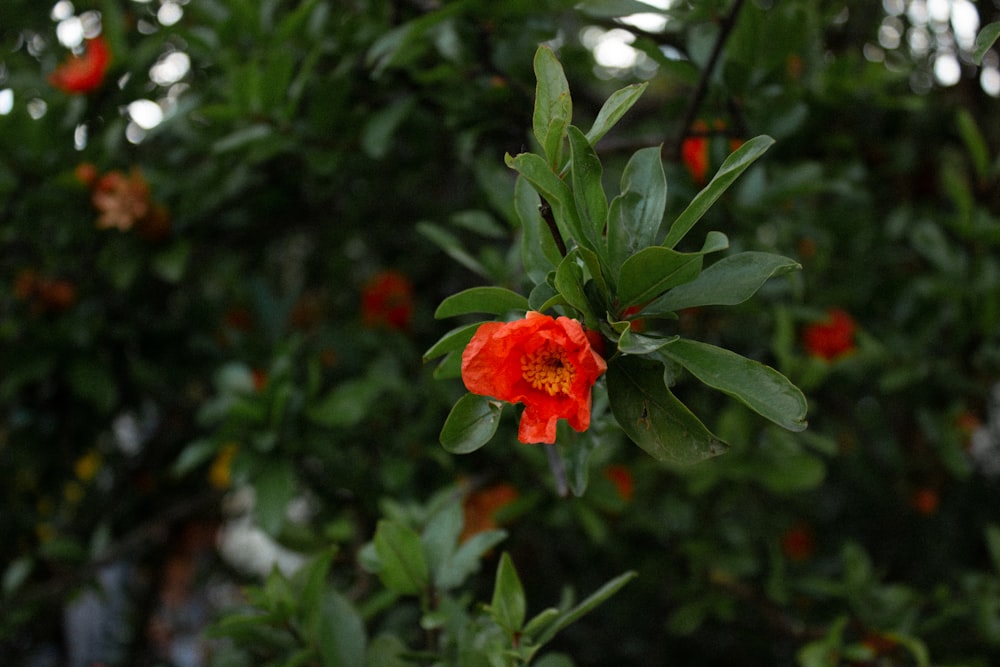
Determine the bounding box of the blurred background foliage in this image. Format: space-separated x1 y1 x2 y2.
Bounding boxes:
1 0 1000 665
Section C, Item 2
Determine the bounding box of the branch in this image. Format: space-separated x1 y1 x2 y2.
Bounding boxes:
668 0 747 162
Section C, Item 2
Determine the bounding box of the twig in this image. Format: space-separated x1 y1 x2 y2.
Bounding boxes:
668 0 747 162
539 198 568 256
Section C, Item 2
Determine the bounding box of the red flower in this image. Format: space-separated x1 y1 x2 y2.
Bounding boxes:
911 487 939 516
681 135 709 185
802 308 857 360
461 312 607 444
361 270 414 330
603 464 634 503
48 36 112 94
461 482 518 542
780 522 816 562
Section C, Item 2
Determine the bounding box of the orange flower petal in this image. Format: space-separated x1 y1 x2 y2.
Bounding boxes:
461 312 606 444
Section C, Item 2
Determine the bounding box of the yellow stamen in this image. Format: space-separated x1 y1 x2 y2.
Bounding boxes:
521 343 575 396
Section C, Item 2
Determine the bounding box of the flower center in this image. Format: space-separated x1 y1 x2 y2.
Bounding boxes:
521 343 575 396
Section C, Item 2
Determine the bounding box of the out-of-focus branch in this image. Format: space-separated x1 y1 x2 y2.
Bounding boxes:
668 0 746 162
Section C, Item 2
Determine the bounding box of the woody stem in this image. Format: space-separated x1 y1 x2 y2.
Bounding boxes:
539 198 567 256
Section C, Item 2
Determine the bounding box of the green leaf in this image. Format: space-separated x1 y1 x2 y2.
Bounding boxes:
506 151 584 253
617 330 678 355
422 498 463 580
316 590 367 667
361 96 415 159
662 135 774 248
567 125 607 247
974 21 1000 65
435 287 528 319
372 520 430 596
586 82 648 145
956 108 990 180
607 146 667 269
152 240 192 283
554 250 600 326
543 117 568 170
296 548 336 636
307 378 383 428
575 0 664 18
488 552 526 634
212 123 273 153
606 356 728 464
616 246 703 307
417 221 488 277
440 393 503 454
523 607 561 641
515 177 563 284
659 339 807 431
436 529 507 590
254 461 297 536
534 570 638 647
532 46 572 159
365 634 410 667
423 322 483 362
2 557 33 597
642 251 800 314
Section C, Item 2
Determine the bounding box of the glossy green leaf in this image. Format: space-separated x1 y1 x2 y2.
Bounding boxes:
662 135 774 248
435 287 528 319
532 46 572 158
586 82 648 145
515 177 563 284
642 251 800 314
660 339 806 431
372 520 430 596
974 21 1000 65
488 552 526 634
607 146 667 269
606 356 728 464
423 322 483 362
567 125 607 246
439 393 503 454
617 247 703 307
